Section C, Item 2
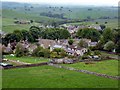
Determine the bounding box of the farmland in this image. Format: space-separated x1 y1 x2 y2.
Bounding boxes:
2 2 118 33
2 65 118 88
4 55 50 64
62 60 118 76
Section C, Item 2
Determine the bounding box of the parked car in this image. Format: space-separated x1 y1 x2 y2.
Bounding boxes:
0 63 13 67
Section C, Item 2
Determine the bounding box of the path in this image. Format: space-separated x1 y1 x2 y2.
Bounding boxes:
48 63 120 80
8 60 31 65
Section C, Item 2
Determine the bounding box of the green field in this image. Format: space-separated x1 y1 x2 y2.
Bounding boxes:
62 60 118 76
2 3 118 33
2 65 118 88
65 19 118 29
5 55 50 64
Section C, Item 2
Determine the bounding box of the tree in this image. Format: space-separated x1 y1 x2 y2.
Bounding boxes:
4 32 21 43
15 43 28 57
105 22 108 24
94 50 101 55
30 20 33 23
32 46 43 57
96 22 98 24
59 29 71 39
21 30 34 42
100 24 106 30
68 39 74 45
76 28 101 41
50 52 58 58
104 41 115 52
52 48 67 58
29 26 41 42
102 28 113 43
115 29 120 53
78 39 88 48
116 40 120 54
95 36 105 50
42 49 50 58
41 28 70 40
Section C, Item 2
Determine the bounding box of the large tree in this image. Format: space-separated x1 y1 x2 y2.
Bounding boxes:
21 30 34 42
77 28 101 41
102 28 113 43
29 26 41 42
104 41 115 52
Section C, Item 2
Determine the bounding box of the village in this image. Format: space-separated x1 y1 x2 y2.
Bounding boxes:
1 22 117 66
1 22 102 63
1 0 120 88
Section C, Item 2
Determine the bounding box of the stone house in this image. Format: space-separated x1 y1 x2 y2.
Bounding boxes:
88 42 98 47
38 39 56 49
66 45 88 56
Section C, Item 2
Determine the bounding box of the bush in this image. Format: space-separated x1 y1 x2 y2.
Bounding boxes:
32 46 50 58
43 49 50 58
94 50 101 55
15 43 28 57
82 54 89 59
50 52 58 58
32 46 43 56
68 55 75 58
104 41 115 52
78 39 88 48
68 39 74 45
50 48 68 58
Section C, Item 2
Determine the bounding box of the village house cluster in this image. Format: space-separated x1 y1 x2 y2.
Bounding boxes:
2 37 98 57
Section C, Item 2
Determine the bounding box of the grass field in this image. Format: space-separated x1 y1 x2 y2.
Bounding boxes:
2 65 118 88
5 55 50 64
62 60 118 76
2 4 118 33
65 19 118 29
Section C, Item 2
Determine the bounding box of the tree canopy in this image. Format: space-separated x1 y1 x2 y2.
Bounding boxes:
77 28 101 41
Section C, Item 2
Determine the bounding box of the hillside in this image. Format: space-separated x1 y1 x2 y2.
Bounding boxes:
2 2 118 33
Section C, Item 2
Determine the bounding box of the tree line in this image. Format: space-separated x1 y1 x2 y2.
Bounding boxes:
2 26 71 46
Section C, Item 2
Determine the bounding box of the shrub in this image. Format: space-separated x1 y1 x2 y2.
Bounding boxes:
104 41 115 52
50 52 58 58
68 39 74 45
82 55 89 59
15 43 28 57
94 50 101 55
32 46 43 56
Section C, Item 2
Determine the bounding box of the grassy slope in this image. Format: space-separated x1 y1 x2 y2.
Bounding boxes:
5 55 50 64
2 7 118 32
62 60 118 76
2 9 62 33
65 19 118 29
2 65 118 88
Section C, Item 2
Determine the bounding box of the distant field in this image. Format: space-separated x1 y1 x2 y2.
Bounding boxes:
2 65 118 88
2 24 30 33
65 19 118 29
62 60 118 76
5 55 50 64
2 18 41 33
2 4 118 32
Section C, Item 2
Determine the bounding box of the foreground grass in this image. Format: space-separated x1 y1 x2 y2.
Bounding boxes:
62 60 118 76
2 65 118 88
5 55 50 64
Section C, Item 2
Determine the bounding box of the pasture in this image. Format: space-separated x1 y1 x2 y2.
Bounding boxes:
2 65 118 88
62 60 118 76
2 4 118 33
4 55 50 64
